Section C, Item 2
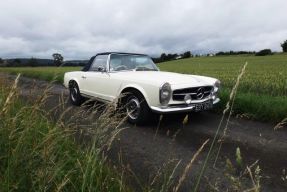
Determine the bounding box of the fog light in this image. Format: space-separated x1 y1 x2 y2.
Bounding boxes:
184 94 192 104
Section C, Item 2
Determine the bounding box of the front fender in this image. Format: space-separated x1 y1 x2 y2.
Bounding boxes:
117 83 159 108
64 72 81 89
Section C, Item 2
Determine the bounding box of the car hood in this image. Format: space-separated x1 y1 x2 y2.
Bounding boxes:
111 71 217 87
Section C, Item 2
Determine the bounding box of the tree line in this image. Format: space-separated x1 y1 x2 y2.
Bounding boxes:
152 51 192 63
1 40 287 66
152 40 287 63
0 53 87 67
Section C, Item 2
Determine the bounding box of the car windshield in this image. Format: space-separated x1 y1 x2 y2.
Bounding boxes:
109 54 159 72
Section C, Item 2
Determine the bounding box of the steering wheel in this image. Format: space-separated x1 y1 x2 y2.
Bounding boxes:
115 65 128 71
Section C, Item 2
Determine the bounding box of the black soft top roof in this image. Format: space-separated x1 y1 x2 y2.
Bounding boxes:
96 52 147 56
82 52 148 71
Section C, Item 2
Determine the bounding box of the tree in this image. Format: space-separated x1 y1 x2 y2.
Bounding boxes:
255 49 272 56
182 51 191 58
281 40 287 52
0 58 5 67
160 53 167 62
52 53 64 66
166 53 177 60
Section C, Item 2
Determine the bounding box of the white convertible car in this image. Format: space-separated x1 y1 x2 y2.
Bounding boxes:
64 52 220 124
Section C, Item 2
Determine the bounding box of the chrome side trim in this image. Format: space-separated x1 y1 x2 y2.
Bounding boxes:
80 93 111 103
150 105 195 113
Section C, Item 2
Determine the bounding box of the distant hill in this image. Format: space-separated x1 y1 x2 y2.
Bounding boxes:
6 58 54 66
2 58 88 67
64 60 88 66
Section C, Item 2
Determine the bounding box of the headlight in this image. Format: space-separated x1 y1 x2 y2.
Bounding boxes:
159 82 171 106
214 80 221 92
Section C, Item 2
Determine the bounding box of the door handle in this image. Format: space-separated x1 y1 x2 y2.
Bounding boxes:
81 76 86 79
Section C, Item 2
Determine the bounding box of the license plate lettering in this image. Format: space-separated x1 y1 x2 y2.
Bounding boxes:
194 101 212 111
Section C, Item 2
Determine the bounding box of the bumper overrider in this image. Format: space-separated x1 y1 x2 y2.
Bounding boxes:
151 97 220 113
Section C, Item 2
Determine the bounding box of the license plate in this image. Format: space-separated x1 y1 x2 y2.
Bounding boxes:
194 100 213 112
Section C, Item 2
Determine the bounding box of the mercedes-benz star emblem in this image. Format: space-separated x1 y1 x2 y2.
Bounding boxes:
196 88 204 100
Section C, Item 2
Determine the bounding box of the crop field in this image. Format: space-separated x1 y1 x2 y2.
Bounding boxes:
1 54 287 123
159 54 287 96
158 54 287 122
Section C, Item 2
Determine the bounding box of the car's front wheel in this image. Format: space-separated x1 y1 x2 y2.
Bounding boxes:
123 90 152 124
69 81 83 106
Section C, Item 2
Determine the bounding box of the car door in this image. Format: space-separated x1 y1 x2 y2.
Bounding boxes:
80 54 113 101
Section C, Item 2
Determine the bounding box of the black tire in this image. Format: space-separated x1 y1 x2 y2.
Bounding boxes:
69 81 83 106
122 90 152 125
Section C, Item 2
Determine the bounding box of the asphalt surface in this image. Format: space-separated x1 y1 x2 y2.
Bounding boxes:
1 73 287 192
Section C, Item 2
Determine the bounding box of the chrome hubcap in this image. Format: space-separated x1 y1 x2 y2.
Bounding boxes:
126 96 140 120
70 87 78 102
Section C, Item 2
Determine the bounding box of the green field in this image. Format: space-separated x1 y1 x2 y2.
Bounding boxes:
1 54 287 123
0 66 81 83
159 54 287 96
159 54 287 123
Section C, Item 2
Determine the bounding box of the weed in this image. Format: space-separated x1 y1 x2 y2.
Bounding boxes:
236 147 243 169
222 149 261 192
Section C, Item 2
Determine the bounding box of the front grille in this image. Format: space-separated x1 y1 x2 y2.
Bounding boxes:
172 86 213 101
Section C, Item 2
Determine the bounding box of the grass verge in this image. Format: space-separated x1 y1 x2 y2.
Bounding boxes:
0 76 127 191
217 89 287 123
0 67 81 83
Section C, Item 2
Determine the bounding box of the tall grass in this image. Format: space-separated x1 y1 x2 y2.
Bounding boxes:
1 75 201 192
0 76 127 191
193 62 248 191
274 116 287 130
0 75 219 192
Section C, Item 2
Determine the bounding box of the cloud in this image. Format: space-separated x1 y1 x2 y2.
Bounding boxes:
0 0 287 59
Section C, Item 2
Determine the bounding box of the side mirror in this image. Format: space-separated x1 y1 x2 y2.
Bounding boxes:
97 66 106 72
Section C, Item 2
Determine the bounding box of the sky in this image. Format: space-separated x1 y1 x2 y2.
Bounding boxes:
0 0 287 60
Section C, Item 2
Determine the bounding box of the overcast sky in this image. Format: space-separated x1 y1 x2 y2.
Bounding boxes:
0 0 287 59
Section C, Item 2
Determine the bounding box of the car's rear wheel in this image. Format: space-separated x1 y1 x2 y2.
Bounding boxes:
122 90 152 124
69 81 83 106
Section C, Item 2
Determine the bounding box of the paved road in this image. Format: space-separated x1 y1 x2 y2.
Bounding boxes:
2 73 287 191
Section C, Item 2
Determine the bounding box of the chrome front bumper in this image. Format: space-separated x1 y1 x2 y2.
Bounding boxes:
150 98 220 114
